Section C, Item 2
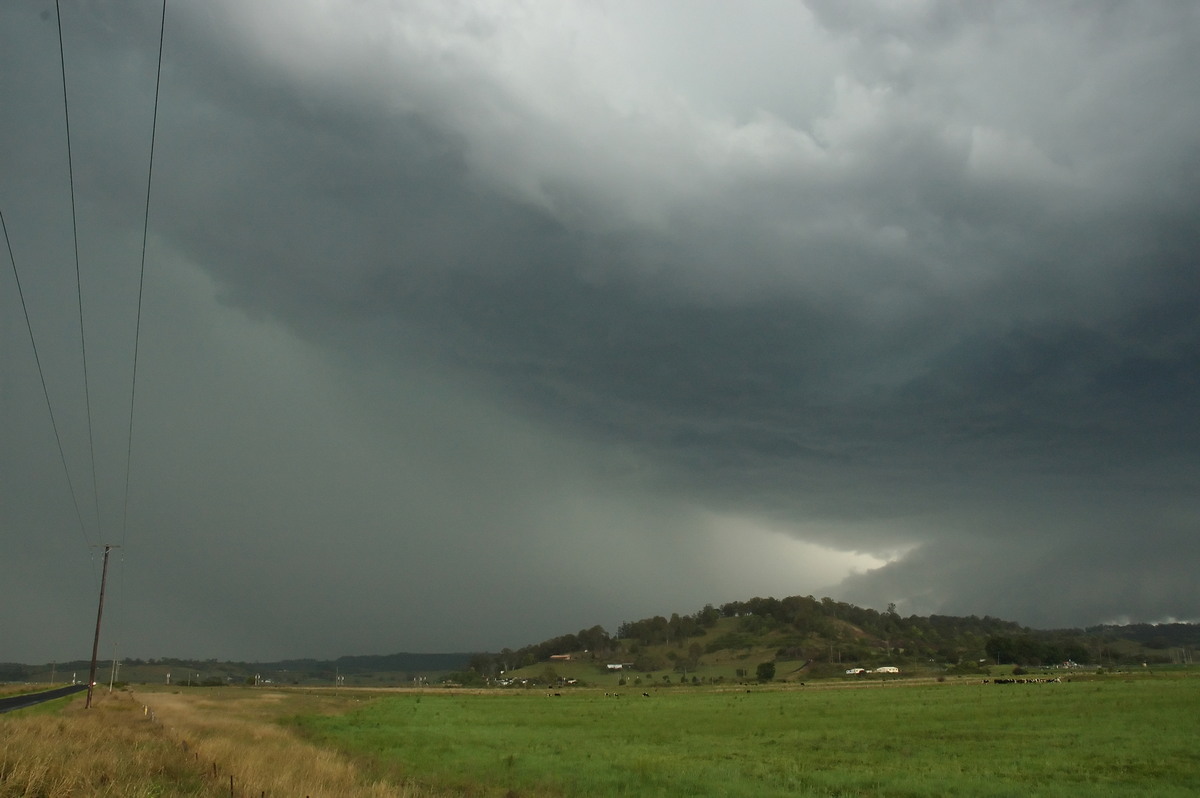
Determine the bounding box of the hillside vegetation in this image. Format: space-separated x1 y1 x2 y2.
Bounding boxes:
4 596 1196 689
459 595 1199 687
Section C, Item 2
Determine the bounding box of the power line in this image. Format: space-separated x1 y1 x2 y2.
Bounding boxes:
7 1 169 668
122 0 169 545
55 0 103 540
1 208 94 550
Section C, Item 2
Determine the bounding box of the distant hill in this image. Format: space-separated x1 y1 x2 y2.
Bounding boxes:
1086 623 1200 649
260 652 471 674
464 595 1198 684
4 596 1194 688
3 652 475 687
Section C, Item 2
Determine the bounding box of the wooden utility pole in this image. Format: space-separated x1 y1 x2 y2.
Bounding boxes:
85 544 116 709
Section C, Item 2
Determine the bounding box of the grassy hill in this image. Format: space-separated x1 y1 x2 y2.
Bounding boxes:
487 613 912 689
5 595 1194 689
467 595 1198 689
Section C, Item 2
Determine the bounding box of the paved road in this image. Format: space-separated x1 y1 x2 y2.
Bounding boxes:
0 684 88 713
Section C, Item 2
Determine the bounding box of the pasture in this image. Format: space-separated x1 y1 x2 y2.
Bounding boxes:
291 674 1200 797
2 673 1197 797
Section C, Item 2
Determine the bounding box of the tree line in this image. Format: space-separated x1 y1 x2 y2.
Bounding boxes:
464 594 1197 679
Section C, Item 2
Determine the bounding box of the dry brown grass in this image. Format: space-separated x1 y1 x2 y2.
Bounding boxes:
134 688 437 798
1 689 215 797
0 685 39 698
1 687 440 797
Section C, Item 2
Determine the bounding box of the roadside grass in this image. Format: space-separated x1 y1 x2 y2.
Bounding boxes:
292 674 1200 797
0 683 71 699
133 688 438 797
0 690 83 718
0 689 215 797
1 687 440 797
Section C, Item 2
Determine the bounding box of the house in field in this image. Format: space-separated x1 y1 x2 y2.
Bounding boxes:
845 668 866 675
875 666 900 674
549 654 573 662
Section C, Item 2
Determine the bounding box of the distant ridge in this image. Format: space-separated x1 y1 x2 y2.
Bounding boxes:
463 594 1200 680
331 652 472 673
5 598 1198 682
2 652 473 681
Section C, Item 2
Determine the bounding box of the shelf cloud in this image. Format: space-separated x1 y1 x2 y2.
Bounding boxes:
2 1 1197 661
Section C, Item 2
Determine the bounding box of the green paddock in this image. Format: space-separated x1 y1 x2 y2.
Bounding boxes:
290 671 1200 797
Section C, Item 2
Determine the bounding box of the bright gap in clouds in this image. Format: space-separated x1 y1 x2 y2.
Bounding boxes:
702 513 900 603
1103 616 1199 627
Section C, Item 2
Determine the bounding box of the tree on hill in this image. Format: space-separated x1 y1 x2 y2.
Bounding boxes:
756 661 776 682
465 594 1199 678
576 625 612 655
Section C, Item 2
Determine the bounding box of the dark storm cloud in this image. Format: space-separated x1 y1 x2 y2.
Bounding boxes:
3 1 1198 662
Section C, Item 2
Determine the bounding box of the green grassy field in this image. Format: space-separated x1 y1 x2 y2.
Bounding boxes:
292 674 1200 797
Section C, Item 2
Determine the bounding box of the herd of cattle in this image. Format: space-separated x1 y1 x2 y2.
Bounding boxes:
983 677 1065 684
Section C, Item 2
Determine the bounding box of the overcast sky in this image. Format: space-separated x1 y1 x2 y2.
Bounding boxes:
3 1 1198 664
